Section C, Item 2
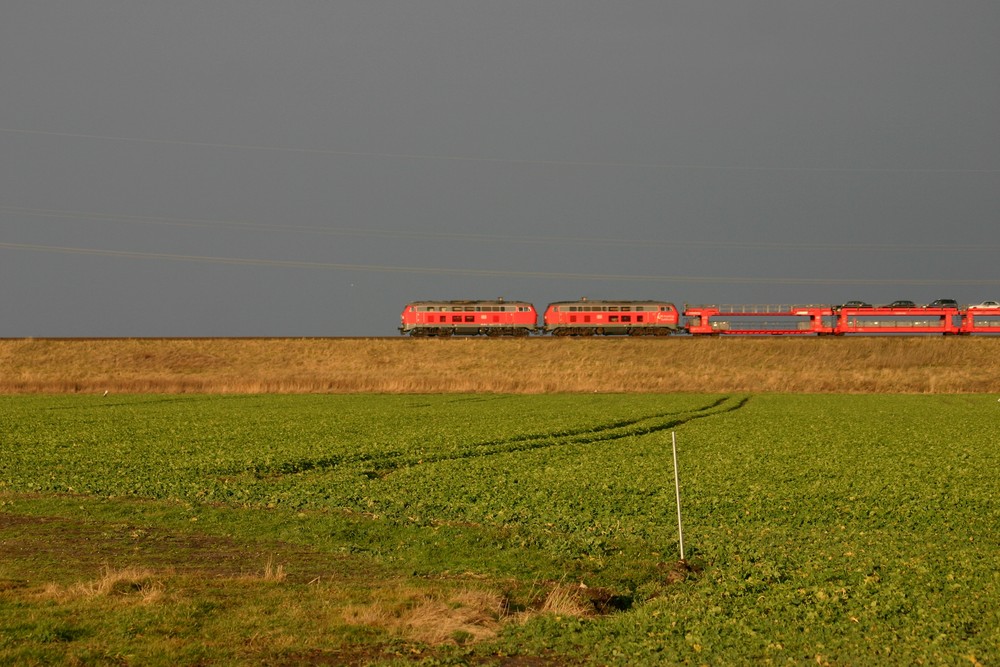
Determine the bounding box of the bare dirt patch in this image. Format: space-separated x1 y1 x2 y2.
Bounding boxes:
0 509 357 585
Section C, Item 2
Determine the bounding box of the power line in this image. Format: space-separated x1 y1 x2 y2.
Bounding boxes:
3 127 998 174
2 204 997 253
3 241 1000 286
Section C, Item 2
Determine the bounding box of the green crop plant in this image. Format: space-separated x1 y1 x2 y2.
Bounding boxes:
1 393 998 664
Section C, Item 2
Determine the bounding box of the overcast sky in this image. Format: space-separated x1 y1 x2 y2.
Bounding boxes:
2 1 998 336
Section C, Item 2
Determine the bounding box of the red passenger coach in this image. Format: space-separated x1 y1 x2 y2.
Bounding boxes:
399 299 537 337
542 299 679 336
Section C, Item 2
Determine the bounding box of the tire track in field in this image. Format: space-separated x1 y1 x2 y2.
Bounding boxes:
240 395 749 480
414 394 750 468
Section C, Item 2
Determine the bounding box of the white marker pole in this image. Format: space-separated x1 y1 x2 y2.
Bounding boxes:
672 431 685 561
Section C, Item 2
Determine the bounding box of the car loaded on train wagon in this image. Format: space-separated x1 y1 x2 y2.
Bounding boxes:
542 298 680 336
399 299 537 337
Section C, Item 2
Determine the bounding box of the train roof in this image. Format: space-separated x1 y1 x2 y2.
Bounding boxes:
404 299 534 306
546 299 676 306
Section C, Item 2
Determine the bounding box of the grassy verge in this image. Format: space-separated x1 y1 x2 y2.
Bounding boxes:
0 496 552 665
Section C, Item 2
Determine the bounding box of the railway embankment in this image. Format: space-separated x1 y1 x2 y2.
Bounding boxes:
3 337 999 394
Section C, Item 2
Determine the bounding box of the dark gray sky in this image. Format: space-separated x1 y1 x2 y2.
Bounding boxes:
2 1 998 336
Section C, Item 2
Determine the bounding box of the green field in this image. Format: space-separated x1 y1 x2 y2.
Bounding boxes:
2 394 998 665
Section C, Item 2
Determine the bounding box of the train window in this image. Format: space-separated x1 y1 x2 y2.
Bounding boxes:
637 315 644 322
609 315 619 322
584 316 591 323
622 306 631 311
609 306 619 311
570 315 577 323
622 315 631 322
452 315 461 322
465 315 475 322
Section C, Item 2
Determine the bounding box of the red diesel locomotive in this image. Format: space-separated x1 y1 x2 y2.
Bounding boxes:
542 299 679 336
399 299 537 337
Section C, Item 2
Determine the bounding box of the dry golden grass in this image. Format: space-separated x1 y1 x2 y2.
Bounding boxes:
40 566 166 604
257 556 287 582
342 585 508 645
2 336 999 394
339 581 599 646
537 584 593 618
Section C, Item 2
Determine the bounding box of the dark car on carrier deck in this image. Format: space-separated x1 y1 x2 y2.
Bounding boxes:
836 300 872 310
927 299 959 309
